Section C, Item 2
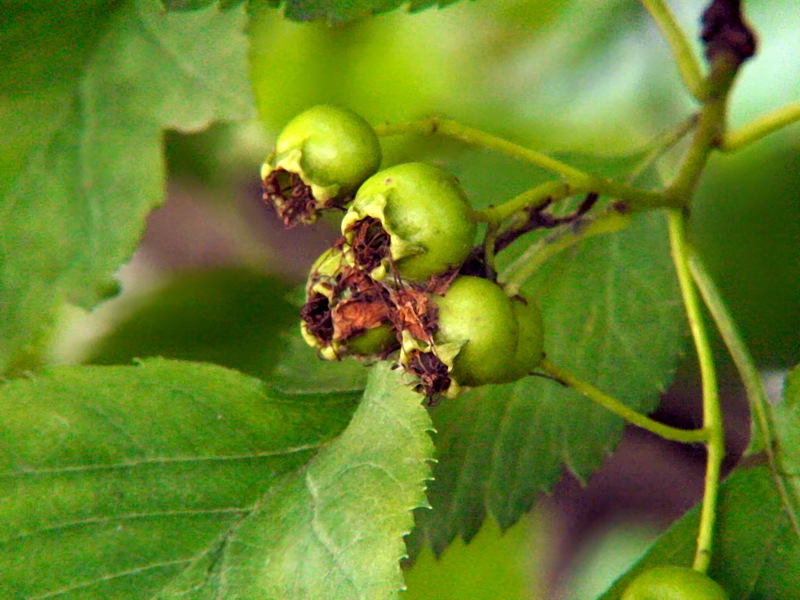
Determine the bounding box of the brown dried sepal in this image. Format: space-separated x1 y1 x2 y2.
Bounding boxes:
348 216 391 272
331 268 393 343
389 285 437 344
425 268 459 296
300 291 334 345
405 349 451 403
263 168 327 228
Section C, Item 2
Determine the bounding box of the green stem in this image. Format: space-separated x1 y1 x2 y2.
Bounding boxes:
374 117 586 180
689 250 800 537
667 209 724 573
483 223 499 278
626 114 698 185
474 181 572 225
373 117 680 210
539 358 707 444
500 208 631 295
640 0 707 101
722 101 800 151
665 58 737 205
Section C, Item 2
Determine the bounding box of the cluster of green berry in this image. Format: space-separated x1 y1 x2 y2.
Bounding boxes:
261 105 544 400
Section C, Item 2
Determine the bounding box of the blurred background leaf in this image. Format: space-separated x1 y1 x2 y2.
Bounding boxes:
0 0 254 376
84 268 296 379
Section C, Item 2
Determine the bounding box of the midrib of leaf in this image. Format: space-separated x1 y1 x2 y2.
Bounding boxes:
5 443 325 477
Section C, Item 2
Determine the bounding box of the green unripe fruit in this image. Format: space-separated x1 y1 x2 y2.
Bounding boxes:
435 277 518 386
621 566 729 600
342 162 477 282
262 105 382 226
401 276 519 398
505 295 545 381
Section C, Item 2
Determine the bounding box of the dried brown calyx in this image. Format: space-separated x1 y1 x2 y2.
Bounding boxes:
300 291 334 345
330 268 394 344
404 349 451 403
263 168 323 228
347 216 391 272
390 285 437 344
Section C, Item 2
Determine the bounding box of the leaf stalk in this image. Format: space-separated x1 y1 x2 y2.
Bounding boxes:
538 357 708 444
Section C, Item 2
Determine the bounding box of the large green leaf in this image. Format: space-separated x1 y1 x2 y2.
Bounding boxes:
599 467 800 599
0 0 254 376
156 361 434 599
410 209 684 555
0 358 357 598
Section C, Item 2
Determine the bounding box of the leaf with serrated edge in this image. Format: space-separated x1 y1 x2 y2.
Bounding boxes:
600 467 800 599
412 210 684 555
157 361 435 599
0 0 254 375
0 358 356 598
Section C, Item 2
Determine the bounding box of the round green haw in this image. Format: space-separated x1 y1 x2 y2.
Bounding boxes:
400 276 520 398
300 242 398 360
342 162 477 282
621 566 729 600
262 105 382 227
507 295 545 380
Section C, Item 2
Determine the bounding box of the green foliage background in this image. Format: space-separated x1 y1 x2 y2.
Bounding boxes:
1 0 799 598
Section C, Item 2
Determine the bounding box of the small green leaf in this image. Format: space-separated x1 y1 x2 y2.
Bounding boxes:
412 209 685 554
0 0 254 376
157 361 435 599
0 358 357 598
599 467 800 599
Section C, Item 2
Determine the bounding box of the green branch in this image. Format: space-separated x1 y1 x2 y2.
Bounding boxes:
538 358 707 444
373 117 680 210
640 0 707 101
665 60 737 204
373 117 586 180
473 181 571 225
722 101 800 151
667 209 723 574
689 251 800 537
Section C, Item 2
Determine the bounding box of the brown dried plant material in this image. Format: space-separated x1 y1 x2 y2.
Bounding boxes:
332 277 391 342
405 349 451 402
331 268 394 342
347 216 390 272
262 169 324 228
425 268 459 296
390 285 437 343
300 291 334 344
